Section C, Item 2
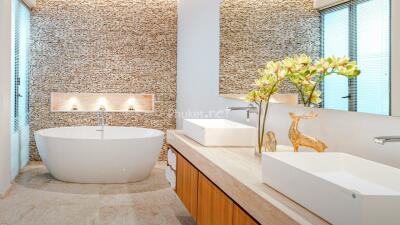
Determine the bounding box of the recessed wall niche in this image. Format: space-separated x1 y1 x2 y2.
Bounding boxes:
51 93 154 113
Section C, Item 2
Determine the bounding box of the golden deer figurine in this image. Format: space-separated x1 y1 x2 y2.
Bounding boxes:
288 112 327 153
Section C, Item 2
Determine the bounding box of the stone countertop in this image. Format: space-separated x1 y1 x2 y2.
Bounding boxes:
167 130 329 225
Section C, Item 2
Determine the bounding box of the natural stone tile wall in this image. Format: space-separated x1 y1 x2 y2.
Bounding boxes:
220 0 320 94
30 0 177 161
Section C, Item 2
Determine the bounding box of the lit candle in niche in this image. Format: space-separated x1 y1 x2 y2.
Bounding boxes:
97 97 107 111
68 97 79 111
72 104 78 111
128 105 135 111
127 98 136 111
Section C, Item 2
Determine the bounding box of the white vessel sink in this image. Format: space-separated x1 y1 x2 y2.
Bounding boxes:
183 119 256 147
262 152 400 225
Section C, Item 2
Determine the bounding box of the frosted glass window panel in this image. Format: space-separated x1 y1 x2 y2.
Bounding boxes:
356 0 390 115
322 7 350 111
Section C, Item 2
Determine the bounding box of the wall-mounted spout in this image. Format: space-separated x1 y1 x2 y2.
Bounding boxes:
97 107 106 132
226 103 258 121
374 136 400 145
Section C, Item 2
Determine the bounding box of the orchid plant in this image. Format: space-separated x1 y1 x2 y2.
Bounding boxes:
246 54 360 154
245 61 286 154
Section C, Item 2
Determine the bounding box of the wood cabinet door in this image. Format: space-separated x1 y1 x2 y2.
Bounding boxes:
233 204 259 225
176 153 199 220
197 173 233 225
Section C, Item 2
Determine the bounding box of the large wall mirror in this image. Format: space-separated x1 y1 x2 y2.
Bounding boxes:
220 0 400 116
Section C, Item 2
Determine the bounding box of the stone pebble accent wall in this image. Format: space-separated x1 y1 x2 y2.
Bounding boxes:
220 0 320 94
30 0 177 161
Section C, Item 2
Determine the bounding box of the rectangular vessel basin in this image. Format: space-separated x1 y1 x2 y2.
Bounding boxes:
183 119 256 147
262 152 400 225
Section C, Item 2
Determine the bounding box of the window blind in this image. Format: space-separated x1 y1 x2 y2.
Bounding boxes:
13 3 20 131
321 0 391 115
20 2 30 125
356 0 390 115
321 4 350 111
13 1 31 131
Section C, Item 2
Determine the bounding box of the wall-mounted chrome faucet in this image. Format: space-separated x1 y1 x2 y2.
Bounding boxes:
226 103 258 121
97 106 107 131
373 136 400 145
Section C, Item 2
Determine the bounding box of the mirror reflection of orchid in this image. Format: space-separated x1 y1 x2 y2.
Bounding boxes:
285 55 360 107
246 54 360 154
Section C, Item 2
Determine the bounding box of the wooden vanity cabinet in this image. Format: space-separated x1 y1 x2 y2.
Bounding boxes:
174 151 259 225
197 173 233 225
233 204 259 225
176 153 199 220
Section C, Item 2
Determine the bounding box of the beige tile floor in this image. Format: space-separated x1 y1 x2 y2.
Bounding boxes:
0 162 196 225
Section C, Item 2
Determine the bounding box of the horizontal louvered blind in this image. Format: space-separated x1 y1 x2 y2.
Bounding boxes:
321 3 350 111
356 0 390 115
13 6 20 132
321 0 390 115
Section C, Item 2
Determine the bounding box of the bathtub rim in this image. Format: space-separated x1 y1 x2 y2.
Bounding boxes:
34 126 165 141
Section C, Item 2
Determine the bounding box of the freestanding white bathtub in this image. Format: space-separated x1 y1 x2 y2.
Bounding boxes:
35 126 164 184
